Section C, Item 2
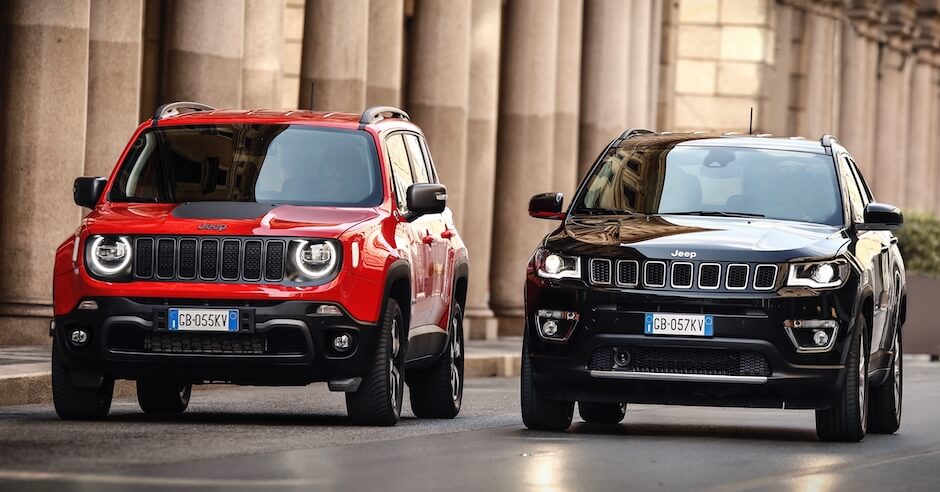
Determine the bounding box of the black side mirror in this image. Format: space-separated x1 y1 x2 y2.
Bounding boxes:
405 183 447 220
73 177 107 208
858 202 903 231
529 192 565 220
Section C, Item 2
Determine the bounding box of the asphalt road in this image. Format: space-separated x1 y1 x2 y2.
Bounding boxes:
2 362 940 492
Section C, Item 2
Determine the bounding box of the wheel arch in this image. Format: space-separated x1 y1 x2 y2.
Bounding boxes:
383 259 412 329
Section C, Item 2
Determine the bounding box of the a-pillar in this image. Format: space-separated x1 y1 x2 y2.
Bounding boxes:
366 0 404 107
906 6 940 213
873 1 917 206
579 0 630 177
491 0 560 335
463 0 502 340
406 0 472 227
85 0 144 177
164 0 246 107
242 0 284 108
0 1 90 345
552 0 583 198
839 0 881 175
299 0 368 112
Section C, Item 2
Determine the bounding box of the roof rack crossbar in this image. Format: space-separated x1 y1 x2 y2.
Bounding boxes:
619 128 655 139
152 101 216 126
360 106 410 125
820 134 839 147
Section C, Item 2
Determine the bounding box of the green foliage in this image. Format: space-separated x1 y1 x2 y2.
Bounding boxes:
895 212 940 278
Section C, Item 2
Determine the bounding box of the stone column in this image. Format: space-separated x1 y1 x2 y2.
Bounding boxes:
406 0 472 227
165 0 246 108
552 0 583 198
873 2 917 206
648 0 664 128
491 0 560 335
242 0 284 108
839 1 881 175
579 0 630 177
763 1 797 136
0 1 90 345
299 0 368 111
366 0 404 107
910 3 940 212
798 2 842 138
627 0 653 128
85 0 144 178
463 0 502 341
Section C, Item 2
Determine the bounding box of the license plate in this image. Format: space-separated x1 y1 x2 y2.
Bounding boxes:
168 308 239 332
644 313 713 337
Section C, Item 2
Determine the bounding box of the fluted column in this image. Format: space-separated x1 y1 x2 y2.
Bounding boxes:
906 15 940 212
839 1 881 175
299 0 368 111
873 1 917 206
0 1 90 345
552 0 583 197
366 0 404 107
406 0 472 227
491 0 560 335
463 0 502 340
242 0 284 108
798 1 843 138
165 0 245 107
85 0 144 178
627 0 654 128
579 0 629 177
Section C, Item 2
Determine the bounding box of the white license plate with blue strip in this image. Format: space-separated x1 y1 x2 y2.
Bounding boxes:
168 308 239 332
644 313 713 337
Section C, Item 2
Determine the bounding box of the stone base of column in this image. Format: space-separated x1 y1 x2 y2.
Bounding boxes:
464 307 499 340
494 308 526 337
0 314 51 347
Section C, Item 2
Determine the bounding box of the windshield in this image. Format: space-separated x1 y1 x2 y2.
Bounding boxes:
109 124 382 207
575 144 843 226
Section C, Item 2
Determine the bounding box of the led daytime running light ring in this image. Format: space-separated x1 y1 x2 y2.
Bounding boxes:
89 236 132 275
293 240 337 278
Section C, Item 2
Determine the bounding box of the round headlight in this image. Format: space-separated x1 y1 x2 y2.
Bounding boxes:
88 236 132 276
293 240 338 279
811 263 836 284
544 254 563 274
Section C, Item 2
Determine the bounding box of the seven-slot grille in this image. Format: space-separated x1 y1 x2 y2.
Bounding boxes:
588 259 779 291
133 237 287 283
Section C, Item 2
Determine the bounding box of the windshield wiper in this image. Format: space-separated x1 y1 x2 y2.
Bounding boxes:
665 210 765 218
572 208 643 216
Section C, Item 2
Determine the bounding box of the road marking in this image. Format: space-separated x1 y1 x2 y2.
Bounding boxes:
0 469 328 487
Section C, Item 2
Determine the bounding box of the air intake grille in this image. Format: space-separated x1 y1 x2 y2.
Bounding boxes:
645 262 666 287
590 259 612 285
133 237 288 283
145 333 266 355
587 259 779 292
754 265 777 290
590 346 771 377
726 265 749 289
699 264 720 289
617 260 639 286
671 262 693 288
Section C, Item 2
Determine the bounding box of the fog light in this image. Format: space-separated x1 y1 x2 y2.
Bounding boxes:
333 333 352 352
614 349 631 367
70 329 89 346
77 300 99 310
813 329 829 347
316 305 342 316
541 320 559 337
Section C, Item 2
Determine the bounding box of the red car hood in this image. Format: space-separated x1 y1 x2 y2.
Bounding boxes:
84 202 380 238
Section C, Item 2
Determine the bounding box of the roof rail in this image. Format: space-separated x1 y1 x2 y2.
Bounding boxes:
360 106 410 125
619 128 655 139
820 134 839 147
152 101 216 126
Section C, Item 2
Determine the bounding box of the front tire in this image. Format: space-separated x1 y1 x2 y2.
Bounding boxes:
137 380 192 415
52 339 113 420
816 317 868 442
408 303 464 419
579 402 626 424
869 327 902 434
521 335 573 431
346 298 405 426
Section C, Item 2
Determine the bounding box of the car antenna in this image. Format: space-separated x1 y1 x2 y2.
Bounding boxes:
308 82 315 110
748 107 754 135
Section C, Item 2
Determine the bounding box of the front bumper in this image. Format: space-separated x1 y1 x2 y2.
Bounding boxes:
526 274 858 410
53 297 378 386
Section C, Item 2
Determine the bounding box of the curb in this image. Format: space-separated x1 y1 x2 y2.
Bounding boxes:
0 353 522 407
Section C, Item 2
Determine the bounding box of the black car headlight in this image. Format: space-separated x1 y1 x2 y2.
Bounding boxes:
85 235 133 279
786 260 849 289
287 239 341 283
535 248 581 280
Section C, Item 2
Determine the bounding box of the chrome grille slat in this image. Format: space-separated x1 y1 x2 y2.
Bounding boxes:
131 236 287 283
698 263 721 289
726 264 749 290
616 260 639 287
589 258 778 292
644 261 666 288
671 262 693 289
589 258 612 285
753 264 778 290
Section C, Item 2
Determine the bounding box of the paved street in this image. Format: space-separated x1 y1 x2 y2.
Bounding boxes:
1 361 940 491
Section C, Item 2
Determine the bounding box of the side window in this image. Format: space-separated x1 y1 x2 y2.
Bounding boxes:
418 136 439 183
839 156 865 224
403 134 431 184
386 134 414 211
847 158 873 204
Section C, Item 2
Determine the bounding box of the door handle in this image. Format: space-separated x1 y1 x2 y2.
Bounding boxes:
422 235 435 245
441 230 454 239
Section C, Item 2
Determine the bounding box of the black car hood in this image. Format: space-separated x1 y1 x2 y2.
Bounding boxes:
544 214 849 263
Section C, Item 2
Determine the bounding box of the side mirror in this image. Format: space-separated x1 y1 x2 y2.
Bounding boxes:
73 177 107 208
858 202 903 231
529 192 565 220
405 183 447 220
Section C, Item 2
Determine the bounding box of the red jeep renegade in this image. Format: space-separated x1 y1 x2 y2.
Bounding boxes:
53 103 468 426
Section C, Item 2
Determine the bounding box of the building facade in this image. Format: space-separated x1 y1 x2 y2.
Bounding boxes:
0 0 938 345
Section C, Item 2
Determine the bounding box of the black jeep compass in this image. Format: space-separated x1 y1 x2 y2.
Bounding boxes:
522 130 905 442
